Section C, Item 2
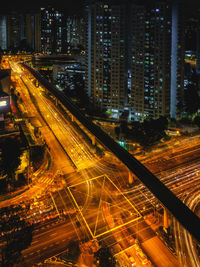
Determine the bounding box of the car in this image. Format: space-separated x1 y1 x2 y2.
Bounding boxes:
133 243 140 251
137 251 149 265
129 257 136 266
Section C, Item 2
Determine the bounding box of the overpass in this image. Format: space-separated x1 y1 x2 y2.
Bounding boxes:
22 62 200 243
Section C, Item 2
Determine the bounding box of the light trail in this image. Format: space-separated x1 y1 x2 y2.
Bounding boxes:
5 57 200 266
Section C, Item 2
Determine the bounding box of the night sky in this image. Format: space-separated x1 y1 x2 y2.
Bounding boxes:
0 0 84 14
0 0 200 15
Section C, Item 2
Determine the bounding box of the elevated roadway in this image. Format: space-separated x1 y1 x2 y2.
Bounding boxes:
22 62 200 244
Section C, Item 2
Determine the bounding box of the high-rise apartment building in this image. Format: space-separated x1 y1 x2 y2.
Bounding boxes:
130 1 184 121
25 13 40 52
85 0 185 121
0 11 40 52
85 0 128 119
66 16 85 49
196 9 200 75
0 16 7 50
170 1 185 119
6 12 22 50
40 7 66 54
130 2 171 120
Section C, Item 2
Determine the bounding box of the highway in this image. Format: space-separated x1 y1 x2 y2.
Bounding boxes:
2 56 200 266
21 59 200 244
173 188 200 267
20 219 79 266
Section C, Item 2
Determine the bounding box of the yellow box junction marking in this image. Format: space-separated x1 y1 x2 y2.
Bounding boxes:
68 175 141 238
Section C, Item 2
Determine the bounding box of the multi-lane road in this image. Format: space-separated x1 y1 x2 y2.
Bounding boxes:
2 56 200 266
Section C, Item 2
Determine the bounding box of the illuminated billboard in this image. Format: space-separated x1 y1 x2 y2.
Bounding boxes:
0 100 7 107
0 96 10 113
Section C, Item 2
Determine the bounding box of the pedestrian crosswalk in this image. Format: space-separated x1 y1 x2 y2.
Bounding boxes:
41 176 52 183
37 176 54 186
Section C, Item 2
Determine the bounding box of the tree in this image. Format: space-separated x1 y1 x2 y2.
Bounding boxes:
114 126 120 138
94 247 116 267
129 117 167 148
120 121 129 135
153 116 168 131
194 116 200 128
30 145 45 171
0 137 22 182
184 84 200 114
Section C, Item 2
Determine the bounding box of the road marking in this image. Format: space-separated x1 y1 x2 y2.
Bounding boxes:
32 240 39 244
50 192 60 217
50 233 56 236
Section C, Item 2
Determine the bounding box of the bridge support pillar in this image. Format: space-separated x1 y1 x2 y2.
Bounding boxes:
92 136 95 146
163 208 169 231
128 170 133 184
36 80 39 87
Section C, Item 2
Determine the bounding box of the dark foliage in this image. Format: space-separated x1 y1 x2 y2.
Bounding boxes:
116 116 168 148
0 137 22 181
94 246 116 267
184 84 200 114
30 145 45 170
194 116 200 128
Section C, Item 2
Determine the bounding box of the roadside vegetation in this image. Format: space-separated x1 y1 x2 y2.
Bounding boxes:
115 116 169 148
0 136 23 194
0 135 45 195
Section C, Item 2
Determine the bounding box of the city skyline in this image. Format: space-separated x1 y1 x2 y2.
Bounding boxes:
1 0 200 14
0 0 200 266
1 51 200 266
0 0 84 15
0 0 200 120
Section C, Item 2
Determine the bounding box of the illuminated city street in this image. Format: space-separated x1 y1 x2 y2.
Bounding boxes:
0 55 197 267
0 0 200 265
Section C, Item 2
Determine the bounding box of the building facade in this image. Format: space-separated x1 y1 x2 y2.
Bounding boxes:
66 16 85 49
40 7 66 54
129 1 184 121
130 2 171 120
0 15 7 50
53 62 85 90
85 0 185 121
85 0 128 119
25 13 40 52
0 12 40 52
196 8 200 75
170 1 185 119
